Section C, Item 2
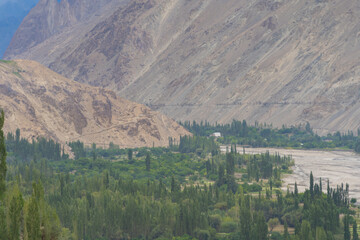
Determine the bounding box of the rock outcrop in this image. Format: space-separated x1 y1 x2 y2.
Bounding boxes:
0 59 189 147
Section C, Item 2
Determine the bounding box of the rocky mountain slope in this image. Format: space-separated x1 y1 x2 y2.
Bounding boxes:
5 0 360 134
4 0 129 58
0 60 189 147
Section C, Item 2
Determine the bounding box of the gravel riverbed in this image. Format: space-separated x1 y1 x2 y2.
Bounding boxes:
220 146 360 200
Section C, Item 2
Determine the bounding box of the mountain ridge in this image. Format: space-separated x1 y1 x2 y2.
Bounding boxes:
0 59 189 148
5 0 360 134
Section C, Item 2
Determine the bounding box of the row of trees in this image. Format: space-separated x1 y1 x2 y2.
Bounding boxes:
181 120 360 152
6 129 63 162
2 111 359 239
0 111 61 240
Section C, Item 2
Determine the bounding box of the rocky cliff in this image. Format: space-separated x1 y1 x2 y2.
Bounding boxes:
0 60 189 147
5 0 360 134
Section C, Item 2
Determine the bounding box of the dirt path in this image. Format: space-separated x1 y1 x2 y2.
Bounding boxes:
220 146 360 200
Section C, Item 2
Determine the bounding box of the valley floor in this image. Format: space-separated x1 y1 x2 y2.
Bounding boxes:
221 146 360 201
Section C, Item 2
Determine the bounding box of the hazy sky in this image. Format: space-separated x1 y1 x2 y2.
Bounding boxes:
0 0 39 58
0 0 11 6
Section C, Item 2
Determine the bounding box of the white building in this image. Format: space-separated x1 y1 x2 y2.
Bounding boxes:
210 132 221 138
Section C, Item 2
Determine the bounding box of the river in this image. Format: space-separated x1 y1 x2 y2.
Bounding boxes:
220 146 360 200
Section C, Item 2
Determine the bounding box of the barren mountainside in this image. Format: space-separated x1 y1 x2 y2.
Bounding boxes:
5 0 360 134
0 60 189 147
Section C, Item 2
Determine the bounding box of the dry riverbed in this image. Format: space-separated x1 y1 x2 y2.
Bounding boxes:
220 146 360 200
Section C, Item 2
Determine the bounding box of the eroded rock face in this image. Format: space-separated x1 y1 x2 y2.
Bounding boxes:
0 60 189 147
5 0 360 134
4 0 127 57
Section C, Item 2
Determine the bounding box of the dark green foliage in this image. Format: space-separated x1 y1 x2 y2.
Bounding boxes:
353 221 359 240
68 140 85 160
181 120 360 151
178 135 219 156
310 171 314 197
128 149 133 163
2 124 355 240
315 227 326 240
8 187 24 240
0 110 6 199
6 128 62 162
283 220 290 240
91 143 97 161
0 205 6 239
226 152 235 176
240 195 252 239
26 194 40 240
145 152 151 171
355 140 360 153
252 211 268 240
343 215 351 240
300 220 313 240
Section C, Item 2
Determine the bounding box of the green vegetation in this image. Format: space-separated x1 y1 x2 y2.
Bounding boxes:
0 118 359 239
0 59 13 64
181 120 360 152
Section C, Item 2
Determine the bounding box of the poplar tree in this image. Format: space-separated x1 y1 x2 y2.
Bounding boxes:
240 195 252 239
0 110 6 200
226 153 235 176
0 205 6 239
91 143 97 161
283 220 290 240
145 152 151 171
310 171 314 197
26 195 40 240
300 220 313 240
344 215 351 240
0 111 7 240
128 149 133 163
8 187 24 240
353 221 359 240
315 227 326 240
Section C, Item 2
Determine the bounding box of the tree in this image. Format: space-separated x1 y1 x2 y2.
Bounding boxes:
268 218 279 232
145 152 151 171
0 205 7 239
251 211 268 240
344 215 351 240
310 171 314 197
103 170 110 189
226 153 235 176
240 195 252 240
217 164 225 186
26 195 40 240
91 143 97 161
300 220 313 240
305 122 312 134
353 221 359 240
283 220 290 240
315 227 326 240
8 186 24 240
0 110 6 200
128 149 133 163
0 111 7 239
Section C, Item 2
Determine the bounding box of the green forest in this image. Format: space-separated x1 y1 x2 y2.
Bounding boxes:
0 112 359 240
180 120 360 152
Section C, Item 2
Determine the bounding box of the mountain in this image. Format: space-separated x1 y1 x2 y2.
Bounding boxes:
5 0 360 134
0 59 189 148
4 0 129 58
0 0 39 58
